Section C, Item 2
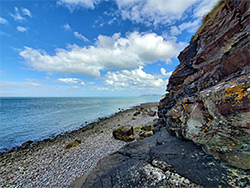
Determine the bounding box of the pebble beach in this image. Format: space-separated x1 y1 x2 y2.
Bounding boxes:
0 102 158 188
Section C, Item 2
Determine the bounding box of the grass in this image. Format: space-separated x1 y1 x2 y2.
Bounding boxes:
191 0 228 42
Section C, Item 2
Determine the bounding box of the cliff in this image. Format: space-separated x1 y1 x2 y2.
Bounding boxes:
159 0 250 169
69 0 250 187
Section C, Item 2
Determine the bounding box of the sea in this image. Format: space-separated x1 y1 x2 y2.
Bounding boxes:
0 97 160 152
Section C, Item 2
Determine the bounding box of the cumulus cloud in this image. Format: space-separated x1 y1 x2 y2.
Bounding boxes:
63 23 71 30
160 68 172 77
57 0 100 11
0 17 8 24
20 46 103 77
20 31 186 77
105 66 166 90
22 8 32 17
17 26 28 32
74 31 90 42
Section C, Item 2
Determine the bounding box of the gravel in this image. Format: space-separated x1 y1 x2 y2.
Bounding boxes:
0 103 158 188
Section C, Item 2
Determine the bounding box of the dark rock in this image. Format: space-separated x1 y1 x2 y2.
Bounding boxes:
113 126 135 142
69 129 250 188
148 110 156 116
141 124 154 131
21 140 33 149
133 111 140 116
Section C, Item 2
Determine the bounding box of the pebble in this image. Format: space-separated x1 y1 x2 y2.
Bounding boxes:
0 103 158 188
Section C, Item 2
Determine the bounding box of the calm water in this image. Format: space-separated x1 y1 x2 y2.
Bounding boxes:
0 97 160 151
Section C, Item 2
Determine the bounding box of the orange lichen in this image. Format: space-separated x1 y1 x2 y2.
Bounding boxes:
222 84 248 101
206 118 213 126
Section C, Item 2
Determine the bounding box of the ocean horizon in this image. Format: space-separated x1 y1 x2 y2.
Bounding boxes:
0 96 160 152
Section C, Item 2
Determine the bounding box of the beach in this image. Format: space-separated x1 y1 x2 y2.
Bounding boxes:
0 102 158 187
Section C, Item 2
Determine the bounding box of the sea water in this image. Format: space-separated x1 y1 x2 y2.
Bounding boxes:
0 97 160 151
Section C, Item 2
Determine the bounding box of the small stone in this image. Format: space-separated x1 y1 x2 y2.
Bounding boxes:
148 111 156 116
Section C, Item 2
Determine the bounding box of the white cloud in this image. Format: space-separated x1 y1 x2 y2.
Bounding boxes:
63 23 71 30
160 68 172 77
0 17 8 24
20 31 186 77
58 78 82 84
22 8 32 17
57 0 219 27
105 66 167 90
170 26 181 36
115 0 199 25
57 0 100 11
20 46 103 77
178 18 201 33
10 7 25 21
74 31 90 42
194 0 219 18
17 26 28 32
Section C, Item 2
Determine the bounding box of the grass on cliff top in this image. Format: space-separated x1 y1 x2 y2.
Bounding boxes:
191 0 228 42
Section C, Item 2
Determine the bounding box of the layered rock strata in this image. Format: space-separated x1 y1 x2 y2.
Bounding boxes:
159 0 250 169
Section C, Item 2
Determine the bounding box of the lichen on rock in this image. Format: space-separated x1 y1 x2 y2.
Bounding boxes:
159 0 250 169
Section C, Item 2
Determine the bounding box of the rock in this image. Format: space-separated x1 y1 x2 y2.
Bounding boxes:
158 0 250 169
141 124 154 131
21 140 33 149
151 160 172 171
113 126 135 142
148 110 156 116
139 130 153 139
65 139 81 149
133 111 140 116
69 129 250 188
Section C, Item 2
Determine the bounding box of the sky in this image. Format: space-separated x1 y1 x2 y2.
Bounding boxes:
0 0 218 97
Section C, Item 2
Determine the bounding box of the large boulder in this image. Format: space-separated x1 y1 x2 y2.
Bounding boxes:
113 126 135 142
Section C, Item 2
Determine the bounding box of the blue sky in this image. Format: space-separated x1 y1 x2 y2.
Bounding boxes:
0 0 218 97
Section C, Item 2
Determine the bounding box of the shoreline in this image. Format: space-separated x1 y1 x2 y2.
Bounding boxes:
0 102 156 154
0 102 159 187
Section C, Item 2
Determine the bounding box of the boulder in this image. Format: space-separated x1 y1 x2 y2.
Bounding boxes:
141 124 154 131
139 130 153 139
65 139 81 149
148 110 156 116
113 126 135 142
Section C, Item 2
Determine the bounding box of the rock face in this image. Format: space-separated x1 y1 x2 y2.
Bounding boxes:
159 0 250 169
69 130 250 188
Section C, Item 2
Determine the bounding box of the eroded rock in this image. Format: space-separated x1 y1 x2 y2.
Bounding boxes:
113 126 135 142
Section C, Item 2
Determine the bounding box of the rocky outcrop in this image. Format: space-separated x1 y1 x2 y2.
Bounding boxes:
69 129 249 188
159 0 250 169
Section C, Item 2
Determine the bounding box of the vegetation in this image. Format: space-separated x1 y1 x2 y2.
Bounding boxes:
191 0 228 42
